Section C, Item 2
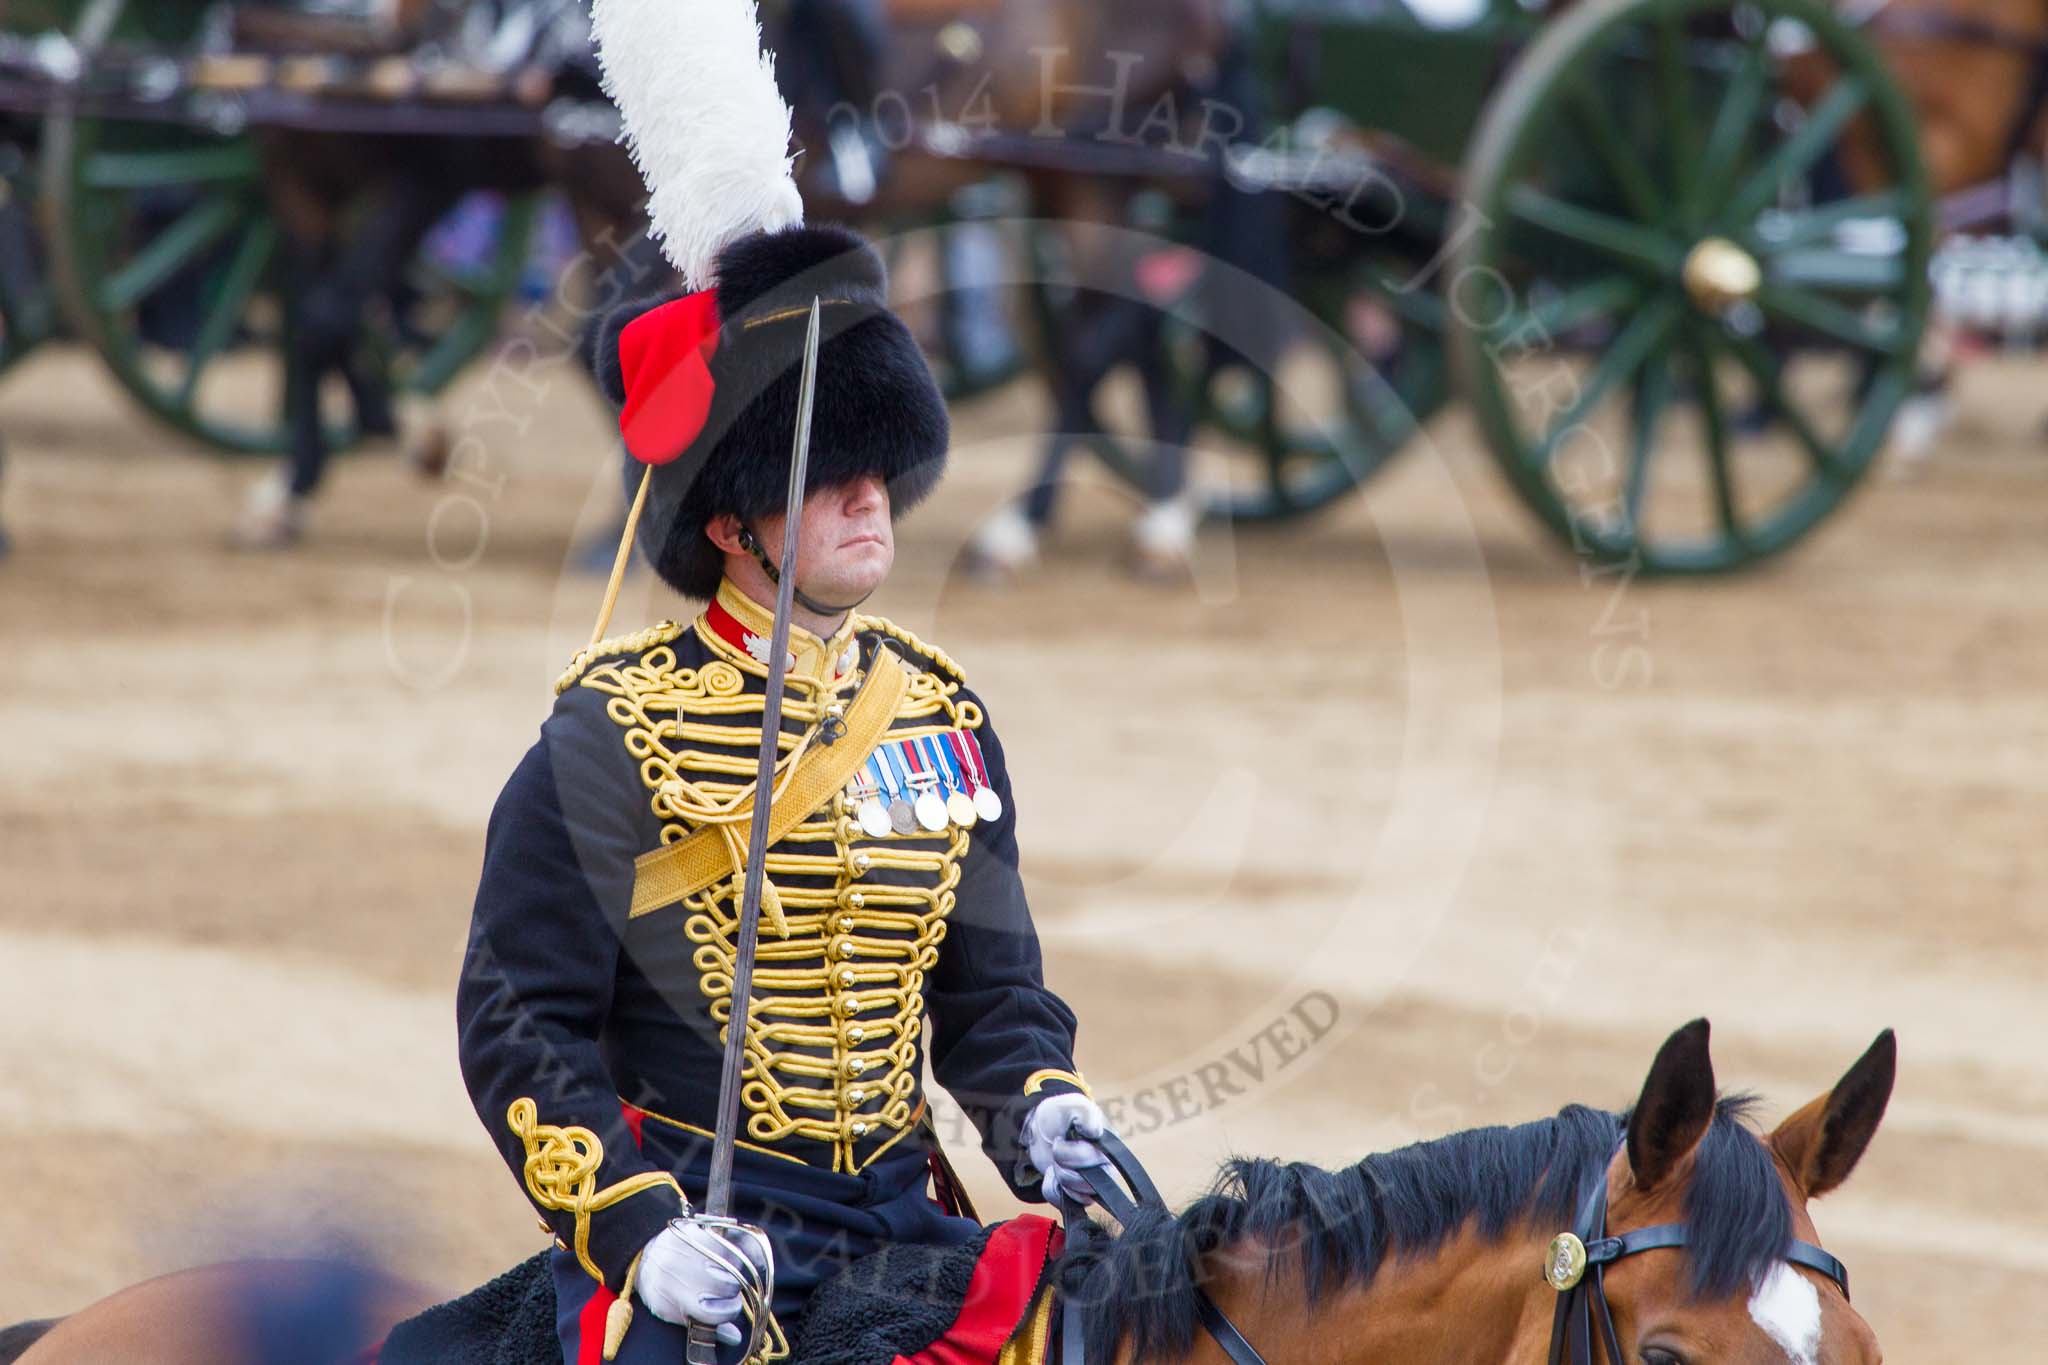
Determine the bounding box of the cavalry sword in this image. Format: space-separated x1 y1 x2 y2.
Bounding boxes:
687 297 822 1365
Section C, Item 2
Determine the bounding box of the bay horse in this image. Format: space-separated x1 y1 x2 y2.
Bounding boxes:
3 1018 1894 1364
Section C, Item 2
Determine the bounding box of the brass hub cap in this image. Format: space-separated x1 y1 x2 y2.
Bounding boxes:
1682 237 1762 314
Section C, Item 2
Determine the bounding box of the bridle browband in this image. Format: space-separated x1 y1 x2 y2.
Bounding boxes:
1543 1145 1850 1365
1057 1135 1852 1365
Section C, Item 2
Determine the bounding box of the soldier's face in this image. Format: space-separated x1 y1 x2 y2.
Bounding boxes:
762 473 895 605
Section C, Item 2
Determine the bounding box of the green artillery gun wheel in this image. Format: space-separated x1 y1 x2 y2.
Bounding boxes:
42 110 537 456
1453 0 1931 572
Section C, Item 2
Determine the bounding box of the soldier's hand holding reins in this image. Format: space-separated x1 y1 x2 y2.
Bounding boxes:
1021 1093 1115 1206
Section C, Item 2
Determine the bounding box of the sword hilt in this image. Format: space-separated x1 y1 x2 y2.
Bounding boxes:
686 1324 721 1364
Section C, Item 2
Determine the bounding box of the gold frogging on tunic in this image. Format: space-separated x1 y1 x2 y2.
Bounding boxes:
570 586 987 1173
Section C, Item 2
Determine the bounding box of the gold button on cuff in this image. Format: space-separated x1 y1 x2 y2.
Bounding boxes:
848 1058 868 1074
837 941 856 959
852 1122 869 1137
839 968 856 987
853 852 871 872
848 1026 866 1042
848 891 865 908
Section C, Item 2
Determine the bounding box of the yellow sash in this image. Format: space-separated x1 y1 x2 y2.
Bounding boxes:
629 649 908 920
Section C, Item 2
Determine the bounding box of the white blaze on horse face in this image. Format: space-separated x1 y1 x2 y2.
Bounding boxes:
1747 1264 1823 1365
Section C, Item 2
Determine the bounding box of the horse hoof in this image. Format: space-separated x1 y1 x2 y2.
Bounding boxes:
229 474 309 551
1127 497 1196 581
400 395 451 479
1884 394 1949 480
963 504 1038 582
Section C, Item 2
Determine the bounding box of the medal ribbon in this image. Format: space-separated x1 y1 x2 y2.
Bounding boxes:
923 734 964 796
867 751 902 803
899 736 935 790
953 731 994 793
943 733 983 796
882 741 920 797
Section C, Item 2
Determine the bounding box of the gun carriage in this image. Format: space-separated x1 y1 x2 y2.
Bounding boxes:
0 0 608 454
977 0 1931 572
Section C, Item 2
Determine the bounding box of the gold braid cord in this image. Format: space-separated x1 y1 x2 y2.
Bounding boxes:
574 611 986 1173
995 1283 1058 1365
506 1098 682 1285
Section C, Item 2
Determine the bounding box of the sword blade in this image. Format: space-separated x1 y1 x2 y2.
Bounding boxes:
701 297 822 1221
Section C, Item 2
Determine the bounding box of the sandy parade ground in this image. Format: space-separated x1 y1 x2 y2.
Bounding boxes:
1 330 2045 1360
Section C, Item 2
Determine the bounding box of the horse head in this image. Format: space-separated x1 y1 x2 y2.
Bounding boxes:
1568 1018 1894 1365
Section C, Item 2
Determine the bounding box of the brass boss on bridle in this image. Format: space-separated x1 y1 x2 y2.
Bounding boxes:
1542 1146 1849 1365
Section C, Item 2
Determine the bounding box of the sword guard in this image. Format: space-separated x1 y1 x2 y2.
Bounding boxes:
672 1214 777 1364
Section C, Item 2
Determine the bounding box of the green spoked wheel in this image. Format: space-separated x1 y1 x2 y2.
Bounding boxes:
41 109 538 456
1452 0 1931 573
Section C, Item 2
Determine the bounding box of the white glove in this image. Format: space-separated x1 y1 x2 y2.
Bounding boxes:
1022 1092 1113 1206
635 1219 762 1345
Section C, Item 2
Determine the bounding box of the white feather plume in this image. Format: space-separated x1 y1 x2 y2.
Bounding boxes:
591 0 804 291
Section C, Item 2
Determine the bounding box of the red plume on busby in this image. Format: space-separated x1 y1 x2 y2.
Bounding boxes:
582 0 947 619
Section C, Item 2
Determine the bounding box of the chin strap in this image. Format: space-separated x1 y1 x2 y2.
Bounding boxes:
738 524 873 617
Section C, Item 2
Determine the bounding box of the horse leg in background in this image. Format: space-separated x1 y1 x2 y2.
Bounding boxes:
1887 318 1958 477
966 279 1156 577
1129 306 1200 577
1132 19 1291 571
234 158 462 549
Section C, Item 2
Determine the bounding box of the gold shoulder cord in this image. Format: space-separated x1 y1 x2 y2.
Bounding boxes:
855 613 966 683
557 621 688 695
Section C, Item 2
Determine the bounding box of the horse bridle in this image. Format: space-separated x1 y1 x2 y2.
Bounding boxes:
1058 1134 1852 1365
1542 1148 1850 1365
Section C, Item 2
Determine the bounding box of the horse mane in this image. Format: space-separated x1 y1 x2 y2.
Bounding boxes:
1058 1096 1792 1364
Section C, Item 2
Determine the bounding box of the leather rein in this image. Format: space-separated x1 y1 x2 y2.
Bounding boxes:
1057 1131 1266 1365
1055 1136 1852 1365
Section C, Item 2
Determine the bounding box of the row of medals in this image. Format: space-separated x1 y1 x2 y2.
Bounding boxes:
846 733 1003 838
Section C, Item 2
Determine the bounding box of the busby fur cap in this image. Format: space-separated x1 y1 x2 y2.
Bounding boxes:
592 223 950 600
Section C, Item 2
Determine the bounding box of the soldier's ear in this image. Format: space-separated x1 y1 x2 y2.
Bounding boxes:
704 513 748 557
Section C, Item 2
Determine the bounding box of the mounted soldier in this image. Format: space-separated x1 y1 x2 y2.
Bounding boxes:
454 1 1115 1360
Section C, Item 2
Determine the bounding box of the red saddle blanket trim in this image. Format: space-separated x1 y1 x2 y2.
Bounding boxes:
892 1214 1064 1365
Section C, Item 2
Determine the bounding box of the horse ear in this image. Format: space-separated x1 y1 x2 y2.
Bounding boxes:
1626 1019 1717 1192
1769 1029 1896 1200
